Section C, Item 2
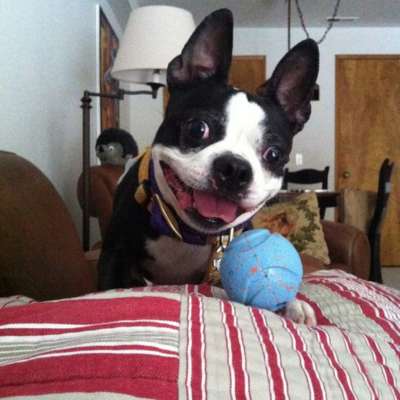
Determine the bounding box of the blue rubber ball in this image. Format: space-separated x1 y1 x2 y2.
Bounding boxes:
220 229 303 311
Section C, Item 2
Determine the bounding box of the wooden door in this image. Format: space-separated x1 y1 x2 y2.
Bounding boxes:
163 55 266 108
336 55 400 266
229 55 266 93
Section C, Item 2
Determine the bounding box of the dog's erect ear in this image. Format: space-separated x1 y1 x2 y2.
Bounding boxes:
257 39 319 134
167 9 233 89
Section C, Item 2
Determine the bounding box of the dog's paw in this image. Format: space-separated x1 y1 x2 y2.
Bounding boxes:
284 299 316 327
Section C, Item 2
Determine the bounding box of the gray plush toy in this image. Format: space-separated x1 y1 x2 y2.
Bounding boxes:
95 128 138 166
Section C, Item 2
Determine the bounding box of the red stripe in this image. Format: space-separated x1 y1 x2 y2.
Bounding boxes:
186 295 206 400
197 284 213 297
185 293 192 399
315 328 355 400
222 301 249 400
341 332 379 400
234 306 251 400
0 353 178 398
187 285 196 295
252 309 285 399
222 302 234 400
365 335 400 399
0 377 177 399
311 280 400 343
201 298 208 399
0 296 180 325
284 320 325 400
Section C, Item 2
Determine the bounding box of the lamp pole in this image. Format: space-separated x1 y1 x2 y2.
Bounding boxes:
80 84 163 251
287 0 291 52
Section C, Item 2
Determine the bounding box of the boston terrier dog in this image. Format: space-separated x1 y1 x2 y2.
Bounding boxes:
98 9 319 325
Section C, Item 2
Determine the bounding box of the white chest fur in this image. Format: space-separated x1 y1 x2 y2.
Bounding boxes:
142 236 212 284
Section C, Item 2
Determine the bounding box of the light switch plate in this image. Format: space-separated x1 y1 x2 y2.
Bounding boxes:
295 153 303 166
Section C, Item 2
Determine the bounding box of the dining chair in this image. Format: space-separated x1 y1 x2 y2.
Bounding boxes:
368 158 395 283
282 166 330 218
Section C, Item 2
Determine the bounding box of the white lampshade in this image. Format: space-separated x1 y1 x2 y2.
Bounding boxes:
111 5 196 85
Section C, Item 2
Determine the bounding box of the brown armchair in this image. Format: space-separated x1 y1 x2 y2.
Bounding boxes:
322 220 370 280
77 164 124 241
0 151 97 300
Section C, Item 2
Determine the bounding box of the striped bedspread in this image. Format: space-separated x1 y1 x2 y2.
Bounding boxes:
0 269 399 399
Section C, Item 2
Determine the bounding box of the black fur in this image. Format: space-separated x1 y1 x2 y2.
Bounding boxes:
98 160 154 290
98 9 319 290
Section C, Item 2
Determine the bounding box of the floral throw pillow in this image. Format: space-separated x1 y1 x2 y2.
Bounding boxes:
251 192 331 264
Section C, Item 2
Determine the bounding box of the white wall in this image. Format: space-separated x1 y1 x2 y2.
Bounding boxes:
128 25 400 192
233 27 400 189
0 0 129 246
121 84 164 152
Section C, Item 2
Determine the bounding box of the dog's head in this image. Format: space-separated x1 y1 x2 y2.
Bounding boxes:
152 9 319 235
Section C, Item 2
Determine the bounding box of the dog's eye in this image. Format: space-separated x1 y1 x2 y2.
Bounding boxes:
185 120 209 140
263 146 282 164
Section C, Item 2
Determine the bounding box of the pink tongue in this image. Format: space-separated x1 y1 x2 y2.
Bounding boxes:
193 190 238 223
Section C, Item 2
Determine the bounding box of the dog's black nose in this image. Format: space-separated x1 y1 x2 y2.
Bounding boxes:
212 153 252 192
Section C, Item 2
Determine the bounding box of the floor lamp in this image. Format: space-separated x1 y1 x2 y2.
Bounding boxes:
81 6 195 250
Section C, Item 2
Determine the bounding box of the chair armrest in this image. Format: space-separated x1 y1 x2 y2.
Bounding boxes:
322 220 370 280
77 165 124 240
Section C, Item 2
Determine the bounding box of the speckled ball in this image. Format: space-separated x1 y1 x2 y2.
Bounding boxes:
220 229 303 311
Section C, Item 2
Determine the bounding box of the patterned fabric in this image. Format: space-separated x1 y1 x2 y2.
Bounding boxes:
0 270 399 399
252 192 331 264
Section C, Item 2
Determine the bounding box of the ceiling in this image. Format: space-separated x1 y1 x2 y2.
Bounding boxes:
134 0 400 28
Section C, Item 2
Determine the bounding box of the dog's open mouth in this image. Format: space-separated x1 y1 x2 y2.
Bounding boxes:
161 162 242 225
